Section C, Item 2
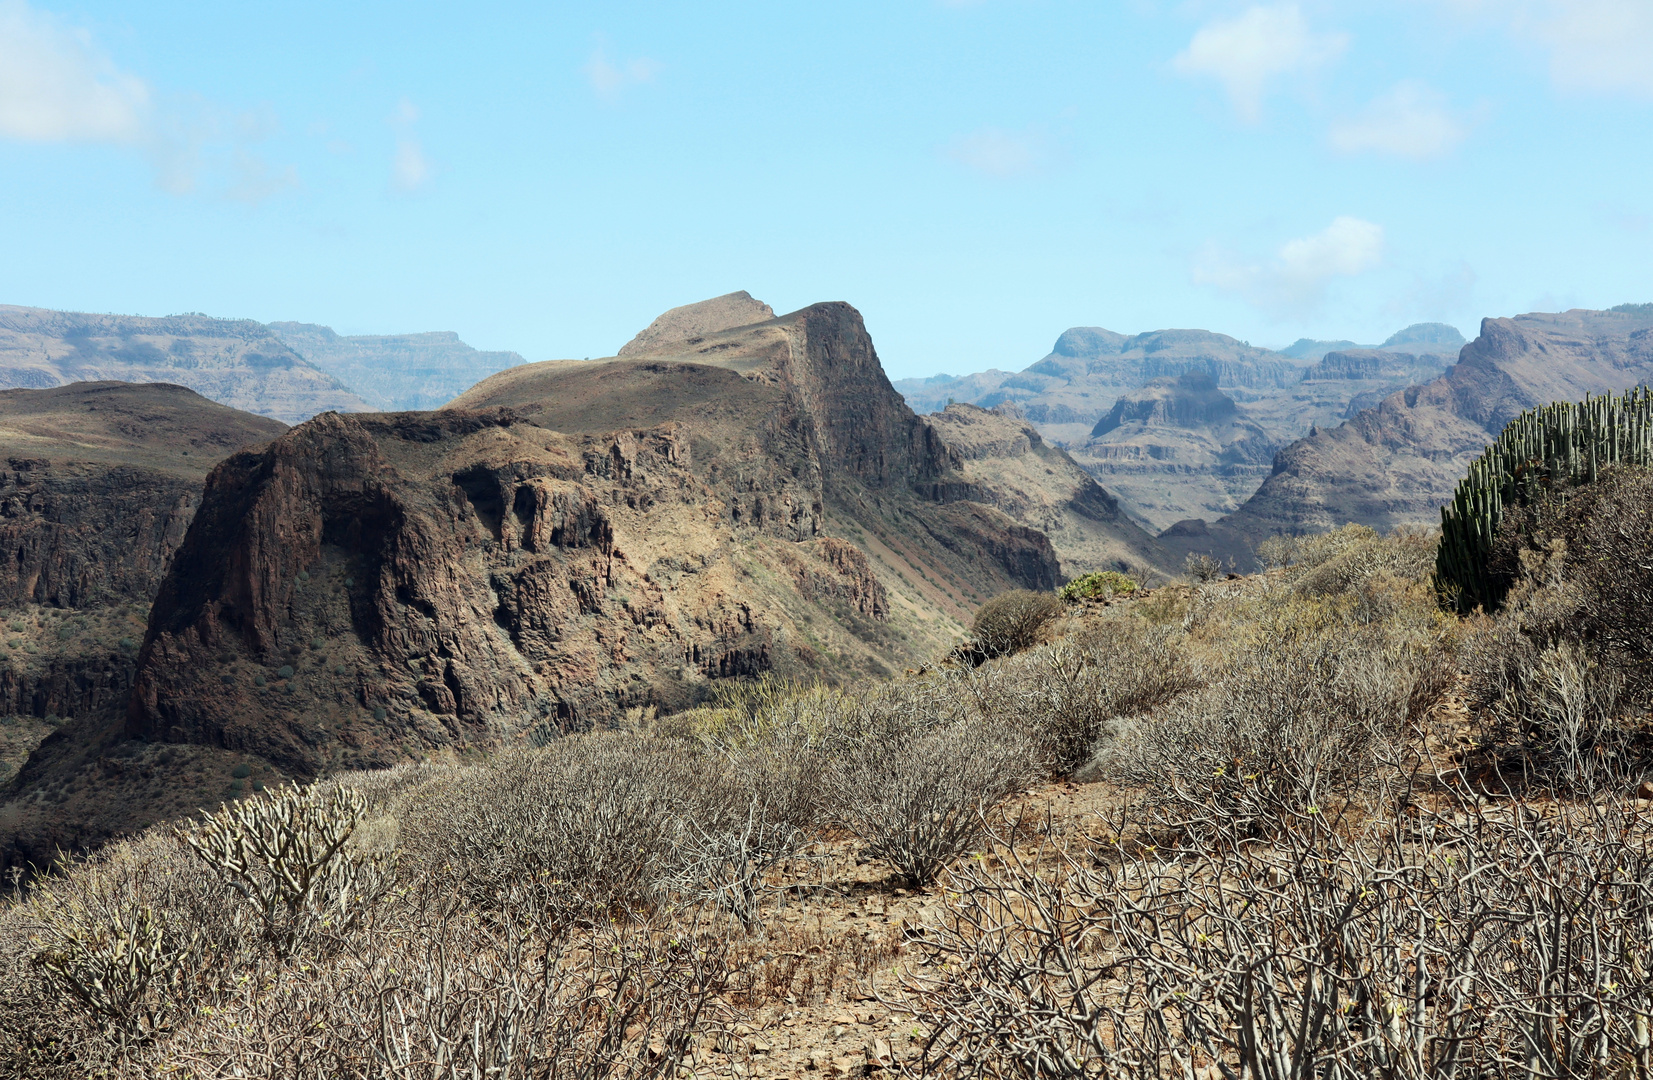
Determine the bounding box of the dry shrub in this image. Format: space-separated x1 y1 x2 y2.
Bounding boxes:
1461 467 1653 785
901 792 1653 1079
821 683 1038 886
1183 552 1223 582
142 916 732 1080
400 734 696 926
1104 587 1449 837
964 625 1200 777
970 589 1064 661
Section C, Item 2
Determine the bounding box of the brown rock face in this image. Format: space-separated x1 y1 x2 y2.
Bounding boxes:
3 301 1078 867
1167 308 1653 567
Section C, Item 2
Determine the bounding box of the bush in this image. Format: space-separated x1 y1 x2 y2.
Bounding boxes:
1057 570 1137 603
903 793 1653 1079
970 590 1064 661
1104 611 1443 838
821 686 1038 886
177 783 390 957
401 734 695 926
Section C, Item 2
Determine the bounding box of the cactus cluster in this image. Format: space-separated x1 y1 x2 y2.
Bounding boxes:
1437 386 1653 612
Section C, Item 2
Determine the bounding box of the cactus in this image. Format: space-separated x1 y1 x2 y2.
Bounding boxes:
1437 386 1653 612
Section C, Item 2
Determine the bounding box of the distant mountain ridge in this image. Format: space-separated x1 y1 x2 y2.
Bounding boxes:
1160 307 1653 567
0 306 372 425
268 322 526 412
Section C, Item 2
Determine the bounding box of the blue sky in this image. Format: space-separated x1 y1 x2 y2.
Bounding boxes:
0 1 1649 379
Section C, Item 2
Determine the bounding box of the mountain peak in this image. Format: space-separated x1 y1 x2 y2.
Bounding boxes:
618 291 776 357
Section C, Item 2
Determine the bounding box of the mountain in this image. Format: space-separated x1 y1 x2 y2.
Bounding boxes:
268 323 526 412
0 306 372 424
1161 308 1653 567
893 321 1465 530
618 291 776 356
0 382 285 864
1071 374 1278 529
3 297 1166 868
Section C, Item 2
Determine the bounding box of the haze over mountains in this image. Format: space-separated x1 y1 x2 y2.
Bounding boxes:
894 321 1466 530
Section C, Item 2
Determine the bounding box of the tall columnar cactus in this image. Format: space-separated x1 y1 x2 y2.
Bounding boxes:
1437 386 1653 612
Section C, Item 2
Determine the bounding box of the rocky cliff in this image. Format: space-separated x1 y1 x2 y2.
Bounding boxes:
1068 374 1277 531
0 307 373 424
0 383 285 863
268 323 526 412
5 299 1116 867
1163 308 1653 567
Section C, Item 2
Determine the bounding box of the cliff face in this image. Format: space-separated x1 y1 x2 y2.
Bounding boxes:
922 403 1171 579
5 301 1082 867
1167 308 1653 567
0 306 373 424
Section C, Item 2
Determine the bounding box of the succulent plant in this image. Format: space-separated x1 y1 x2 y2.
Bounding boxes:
1437 386 1653 613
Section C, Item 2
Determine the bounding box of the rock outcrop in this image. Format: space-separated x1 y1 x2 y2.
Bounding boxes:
269 323 526 411
7 300 1115 867
0 306 373 424
921 404 1171 579
1069 375 1277 530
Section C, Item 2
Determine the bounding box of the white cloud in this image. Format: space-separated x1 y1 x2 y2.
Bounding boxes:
945 126 1057 178
1532 0 1653 97
1329 80 1467 159
585 47 659 102
1173 4 1348 122
226 149 299 205
0 0 149 142
1195 216 1385 315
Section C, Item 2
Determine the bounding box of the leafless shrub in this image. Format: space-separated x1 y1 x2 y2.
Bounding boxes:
899 792 1653 1079
1183 552 1223 582
1103 627 1423 837
964 626 1201 777
668 712 827 929
177 783 391 958
140 915 735 1080
400 734 695 927
970 589 1065 661
822 690 1038 886
9 831 253 1057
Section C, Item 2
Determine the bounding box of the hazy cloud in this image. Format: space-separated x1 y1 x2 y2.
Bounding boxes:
1173 4 1348 122
0 0 149 142
1532 0 1653 97
226 149 299 205
944 126 1059 178
1330 81 1467 159
1195 216 1385 315
585 46 659 102
387 97 430 193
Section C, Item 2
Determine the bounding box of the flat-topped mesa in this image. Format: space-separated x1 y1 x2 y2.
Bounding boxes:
1090 373 1238 437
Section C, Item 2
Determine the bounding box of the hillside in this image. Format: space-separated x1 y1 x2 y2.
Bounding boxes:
0 383 285 864
0 306 372 424
268 323 526 411
1162 307 1653 566
2 298 1165 869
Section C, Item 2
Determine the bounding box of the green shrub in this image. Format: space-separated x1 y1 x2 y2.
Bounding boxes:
277 665 294 679
253 674 266 687
334 665 347 676
1057 570 1137 603
372 705 386 720
970 590 1064 661
310 638 325 651
231 764 252 779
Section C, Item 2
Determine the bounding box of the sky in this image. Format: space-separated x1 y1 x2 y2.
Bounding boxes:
0 1 1650 380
